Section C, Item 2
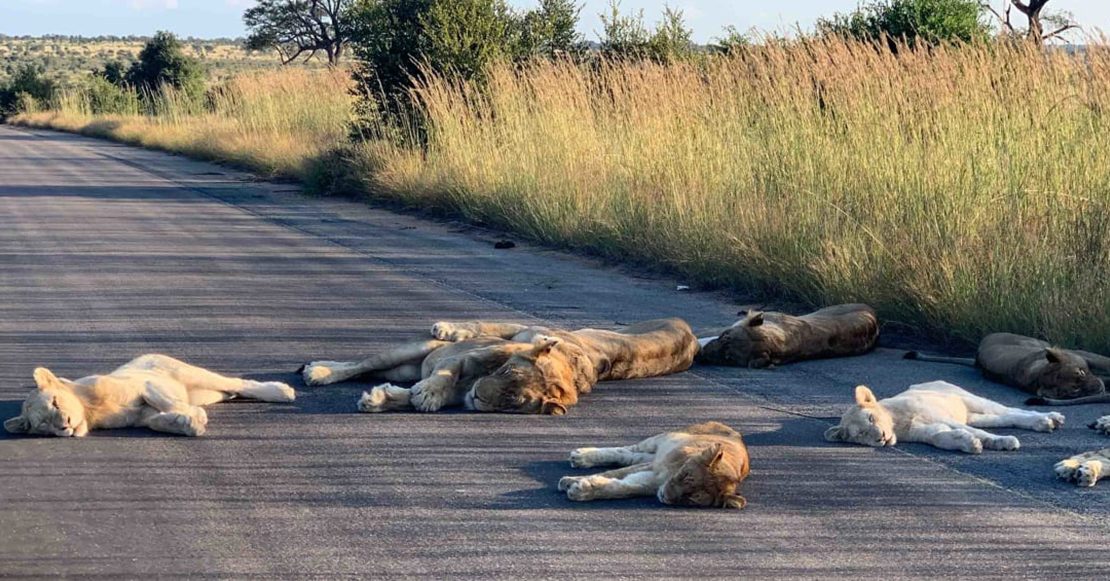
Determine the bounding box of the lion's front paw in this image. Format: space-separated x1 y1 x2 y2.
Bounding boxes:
1077 461 1103 487
410 383 449 412
357 388 388 413
1090 415 1110 436
262 382 297 402
959 435 983 454
566 479 597 501
177 412 206 437
302 361 344 386
431 322 475 342
987 435 1021 451
558 475 584 492
1055 458 1081 482
1034 413 1066 432
569 448 599 468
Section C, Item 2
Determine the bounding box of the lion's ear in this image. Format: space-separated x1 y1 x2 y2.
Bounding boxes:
1044 348 1065 364
704 443 725 467
540 400 567 416
824 426 844 441
746 312 765 327
32 367 60 391
4 416 29 434
531 336 560 357
854 385 877 406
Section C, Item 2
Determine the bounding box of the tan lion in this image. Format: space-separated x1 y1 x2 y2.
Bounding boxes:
825 381 1065 454
301 318 698 415
904 333 1110 404
696 304 879 368
1055 417 1110 487
4 354 295 437
557 421 751 509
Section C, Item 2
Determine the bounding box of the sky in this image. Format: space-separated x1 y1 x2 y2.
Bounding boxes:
1 1 1108 42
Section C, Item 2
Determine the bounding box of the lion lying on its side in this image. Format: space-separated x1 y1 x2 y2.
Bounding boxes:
825 381 1065 454
4 354 295 437
697 304 879 368
905 333 1110 404
557 421 751 509
301 318 698 415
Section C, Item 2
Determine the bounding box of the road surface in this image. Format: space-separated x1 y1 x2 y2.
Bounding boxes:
0 124 1107 579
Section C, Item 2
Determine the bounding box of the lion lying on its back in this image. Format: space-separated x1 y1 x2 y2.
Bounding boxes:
1055 417 1110 487
905 333 1110 404
301 318 698 415
4 354 295 437
825 381 1064 454
697 304 879 368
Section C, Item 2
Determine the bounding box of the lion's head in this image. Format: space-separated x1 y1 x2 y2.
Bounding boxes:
824 385 896 447
696 311 776 368
4 368 89 437
1033 348 1104 400
465 336 595 415
657 444 748 509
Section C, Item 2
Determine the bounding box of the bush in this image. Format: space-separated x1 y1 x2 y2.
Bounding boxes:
599 1 694 63
817 0 989 46
0 64 56 117
125 31 206 100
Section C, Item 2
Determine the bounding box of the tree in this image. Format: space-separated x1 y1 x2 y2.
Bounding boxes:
516 0 585 59
125 31 206 97
981 1 1079 43
244 0 355 65
0 64 56 117
818 0 990 46
599 1 694 62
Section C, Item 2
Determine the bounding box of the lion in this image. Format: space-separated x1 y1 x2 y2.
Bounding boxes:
3 354 295 437
557 421 750 509
300 318 698 415
1055 417 1110 487
696 304 879 368
824 381 1065 454
904 333 1110 404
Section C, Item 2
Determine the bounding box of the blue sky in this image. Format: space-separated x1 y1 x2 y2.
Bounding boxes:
1 1 1108 42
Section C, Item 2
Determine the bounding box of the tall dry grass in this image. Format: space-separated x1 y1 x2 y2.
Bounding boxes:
12 39 1110 350
362 39 1110 350
14 68 352 178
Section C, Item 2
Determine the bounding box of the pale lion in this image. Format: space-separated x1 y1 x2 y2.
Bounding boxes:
697 304 879 368
301 318 698 415
558 421 750 509
4 354 295 437
825 381 1065 454
1054 416 1110 487
905 333 1109 404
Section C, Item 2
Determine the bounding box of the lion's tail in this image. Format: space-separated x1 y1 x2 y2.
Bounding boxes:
1026 393 1110 406
902 351 976 366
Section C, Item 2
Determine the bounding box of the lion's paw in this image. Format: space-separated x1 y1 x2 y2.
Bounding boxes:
261 381 296 402
569 448 599 468
1034 413 1066 432
558 475 584 492
1077 461 1102 487
177 412 206 437
959 435 983 454
431 322 475 342
410 384 448 412
302 361 345 386
1090 415 1110 436
566 479 597 501
1055 458 1081 481
988 435 1021 451
357 388 389 413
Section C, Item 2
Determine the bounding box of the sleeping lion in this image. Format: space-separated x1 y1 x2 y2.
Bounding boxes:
904 333 1110 404
301 318 698 415
825 381 1065 454
558 421 750 509
1055 417 1110 487
697 304 879 368
4 354 295 437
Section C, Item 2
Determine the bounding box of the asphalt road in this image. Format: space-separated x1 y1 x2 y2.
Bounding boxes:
0 124 1107 579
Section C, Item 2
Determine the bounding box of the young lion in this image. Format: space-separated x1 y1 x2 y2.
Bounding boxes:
825 381 1065 454
301 318 698 415
696 304 879 368
1055 417 1110 487
905 333 1109 404
557 421 750 509
4 354 295 437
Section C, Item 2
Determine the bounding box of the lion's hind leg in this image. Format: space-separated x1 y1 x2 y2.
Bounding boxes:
1055 449 1109 487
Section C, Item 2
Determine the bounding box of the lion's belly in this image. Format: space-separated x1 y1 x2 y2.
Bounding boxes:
894 392 970 425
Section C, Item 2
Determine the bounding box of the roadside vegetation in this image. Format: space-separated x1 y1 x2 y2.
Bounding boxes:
8 0 1109 352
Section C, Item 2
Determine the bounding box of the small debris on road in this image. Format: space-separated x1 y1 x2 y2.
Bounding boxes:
494 239 516 249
